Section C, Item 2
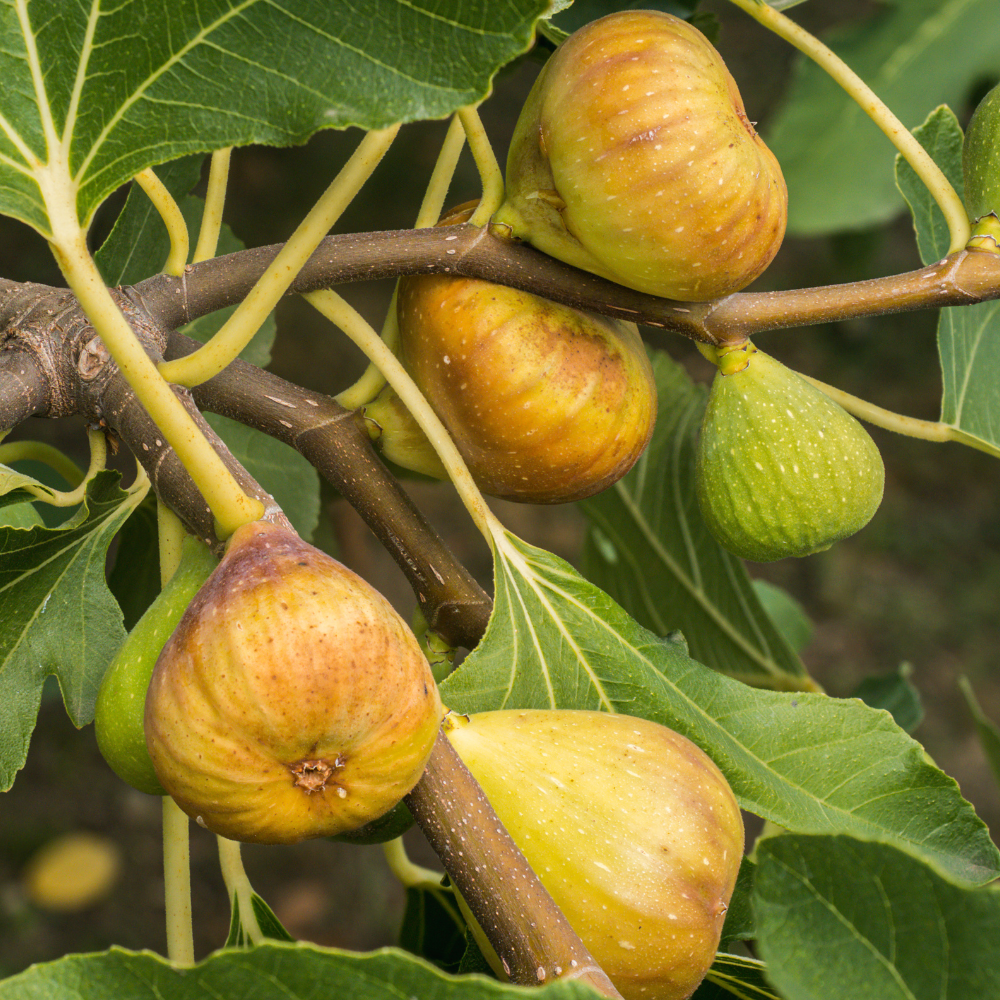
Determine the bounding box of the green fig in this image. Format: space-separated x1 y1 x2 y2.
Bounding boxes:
397 206 657 503
445 709 744 1000
95 534 218 795
695 343 884 562
963 82 1000 222
144 520 443 845
494 10 787 302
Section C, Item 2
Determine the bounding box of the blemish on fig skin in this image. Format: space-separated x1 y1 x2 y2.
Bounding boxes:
289 755 344 794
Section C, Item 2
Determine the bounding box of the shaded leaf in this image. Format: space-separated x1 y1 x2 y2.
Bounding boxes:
0 472 146 790
720 857 757 947
226 893 295 947
767 0 1000 235
579 351 811 690
851 666 923 733
106 498 160 631
0 0 546 235
750 580 813 655
896 106 1000 455
0 943 599 1000
203 414 319 542
440 529 999 885
958 676 1000 794
696 955 778 1000
399 885 467 973
754 835 1000 999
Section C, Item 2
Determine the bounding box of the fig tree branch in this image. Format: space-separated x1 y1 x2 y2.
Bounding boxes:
132 225 1000 349
165 331 493 650
406 732 624 998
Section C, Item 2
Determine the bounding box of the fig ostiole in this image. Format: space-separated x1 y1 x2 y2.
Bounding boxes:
95 534 218 795
144 520 444 845
494 10 787 302
444 709 744 1000
695 342 885 562
396 208 657 503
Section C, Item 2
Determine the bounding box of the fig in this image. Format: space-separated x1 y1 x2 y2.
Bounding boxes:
397 209 657 503
144 520 443 845
445 709 743 1000
493 10 787 302
95 534 218 795
963 81 1000 222
695 342 884 562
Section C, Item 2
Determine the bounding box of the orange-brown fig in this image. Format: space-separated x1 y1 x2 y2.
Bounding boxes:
144 520 443 845
395 209 657 503
445 709 744 1000
494 11 787 302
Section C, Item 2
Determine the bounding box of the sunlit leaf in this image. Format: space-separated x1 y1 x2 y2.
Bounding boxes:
579 351 811 690
441 529 999 885
767 0 1000 235
0 0 546 235
0 472 146 790
754 835 1000 999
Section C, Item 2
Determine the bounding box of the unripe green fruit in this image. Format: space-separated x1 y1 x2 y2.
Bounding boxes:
397 209 657 503
494 11 787 302
695 343 884 562
445 710 743 1000
963 82 1000 222
144 520 443 845
95 535 218 795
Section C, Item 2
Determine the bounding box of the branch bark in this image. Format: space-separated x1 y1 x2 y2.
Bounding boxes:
166 331 492 649
132 225 1000 347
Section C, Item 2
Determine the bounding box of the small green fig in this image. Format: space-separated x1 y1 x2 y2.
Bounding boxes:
445 709 744 1000
95 534 218 795
144 520 443 845
963 82 1000 222
397 209 657 503
494 11 787 302
695 343 884 562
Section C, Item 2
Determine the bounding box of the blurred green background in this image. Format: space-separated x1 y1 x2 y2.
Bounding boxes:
2 0 999 975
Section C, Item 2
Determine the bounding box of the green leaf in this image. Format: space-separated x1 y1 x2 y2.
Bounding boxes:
696 955 778 1000
226 894 295 947
579 351 811 690
0 0 547 235
0 501 44 529
203 414 319 542
399 885 468 973
958 677 1000 793
896 106 1000 456
440 530 999 885
751 580 813 655
0 943 600 1000
895 106 964 264
0 472 146 790
106 498 160 631
850 666 923 734
766 0 1000 235
754 835 1000 999
720 857 757 947
95 155 205 287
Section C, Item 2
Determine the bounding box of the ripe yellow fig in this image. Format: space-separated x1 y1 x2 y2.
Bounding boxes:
396 207 657 503
144 520 443 845
445 710 744 1000
494 11 787 301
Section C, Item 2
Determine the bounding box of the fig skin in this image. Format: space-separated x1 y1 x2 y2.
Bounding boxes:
396 208 657 503
494 10 787 302
695 343 885 562
95 534 218 795
963 82 1000 222
144 520 443 845
445 709 744 1000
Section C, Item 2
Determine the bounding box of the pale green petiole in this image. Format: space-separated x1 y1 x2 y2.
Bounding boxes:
728 0 971 254
133 167 190 276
